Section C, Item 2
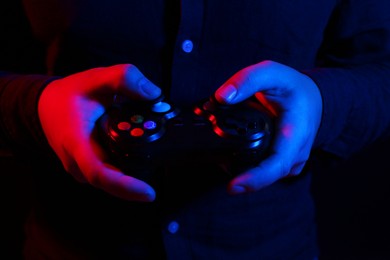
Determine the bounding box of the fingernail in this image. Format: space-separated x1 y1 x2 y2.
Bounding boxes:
216 84 237 103
229 185 246 195
143 187 156 202
139 78 161 97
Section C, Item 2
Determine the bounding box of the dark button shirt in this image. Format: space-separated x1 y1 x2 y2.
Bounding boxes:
1 1 390 259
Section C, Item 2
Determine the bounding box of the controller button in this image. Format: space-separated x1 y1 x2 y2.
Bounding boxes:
152 102 171 113
117 121 131 131
131 115 144 124
144 120 157 130
130 128 144 137
248 122 258 129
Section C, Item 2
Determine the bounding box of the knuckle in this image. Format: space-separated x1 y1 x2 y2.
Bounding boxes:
279 160 293 178
85 169 101 187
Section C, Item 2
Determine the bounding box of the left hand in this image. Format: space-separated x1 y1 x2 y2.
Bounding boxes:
214 60 323 194
38 64 162 202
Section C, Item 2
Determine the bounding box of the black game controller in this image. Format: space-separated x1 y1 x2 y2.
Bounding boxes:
96 94 274 181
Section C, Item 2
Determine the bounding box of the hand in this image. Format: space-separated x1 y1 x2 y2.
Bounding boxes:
38 64 161 202
215 60 323 194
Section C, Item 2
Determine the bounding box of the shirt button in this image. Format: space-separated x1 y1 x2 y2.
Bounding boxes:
181 40 194 53
167 221 180 234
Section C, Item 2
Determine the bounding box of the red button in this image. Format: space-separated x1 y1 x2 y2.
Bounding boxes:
130 128 144 137
117 121 131 131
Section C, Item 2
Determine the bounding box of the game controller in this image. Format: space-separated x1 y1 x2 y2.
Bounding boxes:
96 94 274 181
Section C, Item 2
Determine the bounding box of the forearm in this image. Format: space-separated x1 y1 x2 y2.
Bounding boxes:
305 61 390 157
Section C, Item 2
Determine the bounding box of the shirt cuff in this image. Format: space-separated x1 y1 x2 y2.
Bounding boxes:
0 73 60 155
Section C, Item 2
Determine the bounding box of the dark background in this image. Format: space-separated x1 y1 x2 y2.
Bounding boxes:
312 139 390 260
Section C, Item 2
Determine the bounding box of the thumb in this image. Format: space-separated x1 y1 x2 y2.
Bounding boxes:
214 61 294 105
121 64 162 100
77 64 162 100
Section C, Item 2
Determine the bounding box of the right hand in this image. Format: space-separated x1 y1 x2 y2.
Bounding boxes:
214 60 323 194
38 64 161 202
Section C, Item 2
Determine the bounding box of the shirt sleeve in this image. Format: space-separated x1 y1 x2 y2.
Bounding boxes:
304 0 390 158
0 73 59 155
0 2 58 156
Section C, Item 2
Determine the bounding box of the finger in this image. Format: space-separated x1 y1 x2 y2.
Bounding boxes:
228 134 310 195
289 161 306 176
228 113 308 194
60 156 88 184
121 64 162 100
70 64 162 100
227 153 289 194
228 154 308 195
94 165 156 202
215 61 294 104
73 139 156 202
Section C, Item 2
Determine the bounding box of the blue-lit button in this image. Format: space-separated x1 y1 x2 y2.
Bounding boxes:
181 40 194 53
167 221 179 234
152 101 171 113
143 120 157 130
